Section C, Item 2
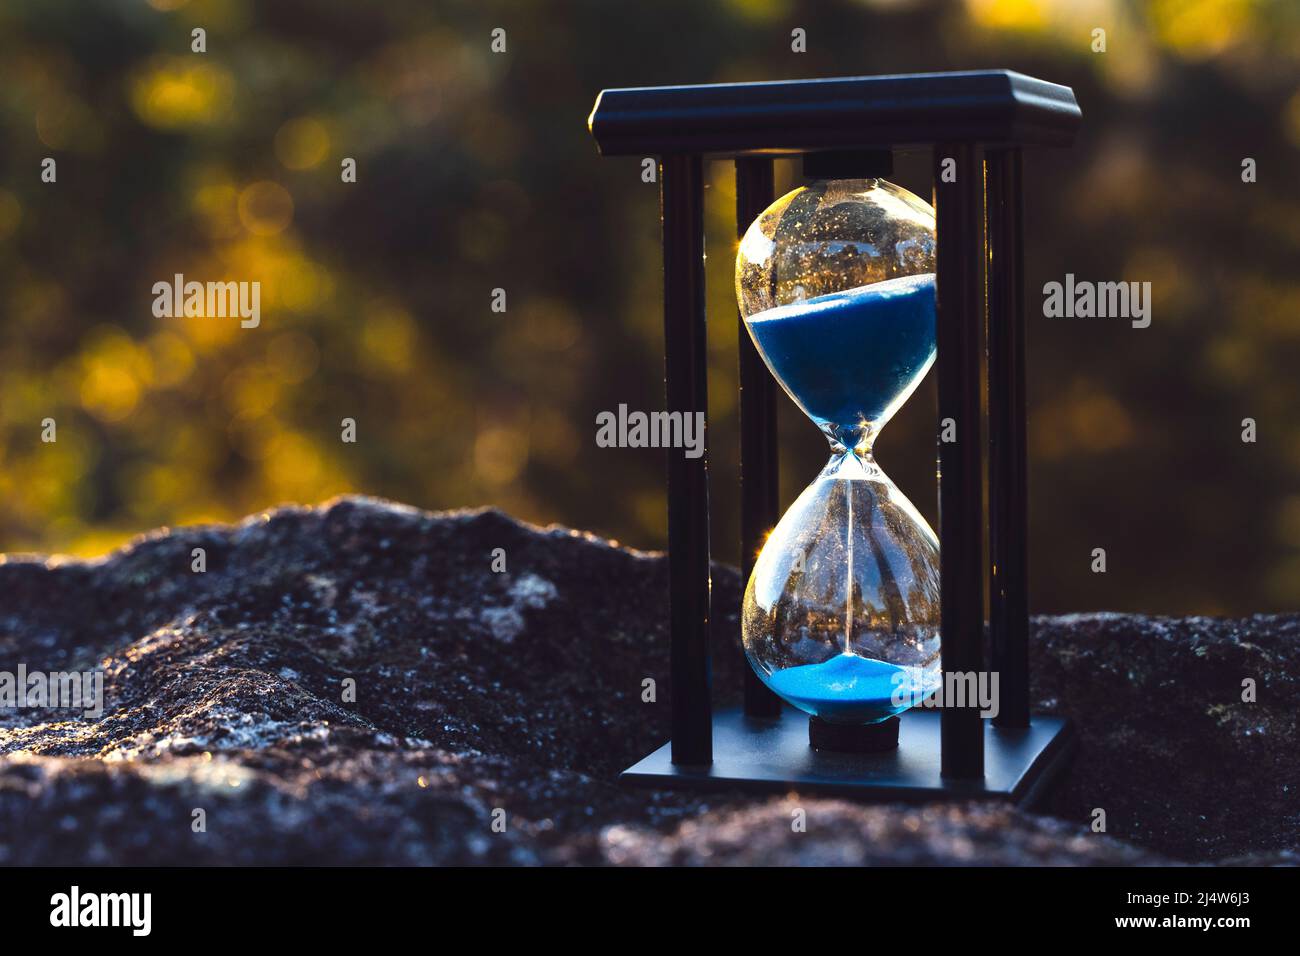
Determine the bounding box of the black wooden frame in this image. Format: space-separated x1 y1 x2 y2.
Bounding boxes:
589 70 1081 787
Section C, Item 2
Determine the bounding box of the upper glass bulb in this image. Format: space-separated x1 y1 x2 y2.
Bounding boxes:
736 178 936 451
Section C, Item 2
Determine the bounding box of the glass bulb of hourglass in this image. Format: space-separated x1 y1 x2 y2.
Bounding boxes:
737 177 941 727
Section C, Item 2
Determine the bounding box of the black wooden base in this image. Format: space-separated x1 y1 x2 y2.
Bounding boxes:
621 706 1074 808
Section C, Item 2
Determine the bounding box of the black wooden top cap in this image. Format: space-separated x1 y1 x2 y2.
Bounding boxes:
803 149 893 180
588 70 1081 157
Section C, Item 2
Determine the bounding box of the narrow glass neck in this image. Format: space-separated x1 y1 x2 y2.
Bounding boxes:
821 421 876 458
820 445 884 482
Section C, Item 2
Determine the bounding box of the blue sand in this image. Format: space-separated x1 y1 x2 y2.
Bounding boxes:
745 274 936 429
767 653 928 724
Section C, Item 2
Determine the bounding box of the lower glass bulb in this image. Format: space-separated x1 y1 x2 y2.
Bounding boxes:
742 452 941 724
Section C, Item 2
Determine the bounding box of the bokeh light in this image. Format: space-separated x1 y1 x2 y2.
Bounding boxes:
0 0 1295 619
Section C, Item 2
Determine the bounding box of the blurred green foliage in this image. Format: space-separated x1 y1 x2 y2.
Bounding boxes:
0 0 1298 614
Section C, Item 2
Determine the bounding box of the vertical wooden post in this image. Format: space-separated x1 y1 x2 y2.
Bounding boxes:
934 144 986 778
660 154 713 765
986 149 1030 729
734 156 783 719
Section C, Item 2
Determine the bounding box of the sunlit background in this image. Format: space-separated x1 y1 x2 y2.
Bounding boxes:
0 0 1297 615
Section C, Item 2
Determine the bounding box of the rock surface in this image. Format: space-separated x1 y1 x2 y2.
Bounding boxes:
0 496 1294 865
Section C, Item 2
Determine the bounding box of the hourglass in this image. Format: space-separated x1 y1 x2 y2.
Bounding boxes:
737 175 941 754
590 71 1081 800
